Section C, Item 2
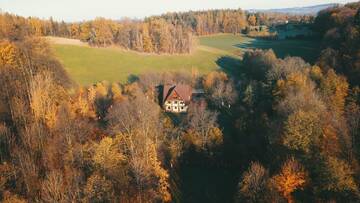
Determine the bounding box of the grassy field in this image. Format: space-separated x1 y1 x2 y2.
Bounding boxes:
199 34 321 62
52 34 321 85
199 34 252 52
53 45 225 85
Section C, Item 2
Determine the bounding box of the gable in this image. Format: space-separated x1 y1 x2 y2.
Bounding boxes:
163 84 192 104
168 89 181 100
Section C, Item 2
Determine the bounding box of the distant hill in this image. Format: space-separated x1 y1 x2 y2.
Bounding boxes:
248 3 341 15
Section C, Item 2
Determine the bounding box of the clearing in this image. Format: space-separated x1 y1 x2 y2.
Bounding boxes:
51 34 321 85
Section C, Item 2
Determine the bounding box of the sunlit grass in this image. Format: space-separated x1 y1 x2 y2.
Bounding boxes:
53 34 320 85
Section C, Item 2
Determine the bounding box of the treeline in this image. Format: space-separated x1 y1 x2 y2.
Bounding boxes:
149 9 314 35
314 2 360 85
0 13 195 54
71 18 195 54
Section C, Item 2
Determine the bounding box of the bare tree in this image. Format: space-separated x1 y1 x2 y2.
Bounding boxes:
184 101 223 150
41 171 67 203
237 162 270 203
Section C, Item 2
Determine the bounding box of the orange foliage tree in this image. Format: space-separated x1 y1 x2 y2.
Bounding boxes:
272 157 308 203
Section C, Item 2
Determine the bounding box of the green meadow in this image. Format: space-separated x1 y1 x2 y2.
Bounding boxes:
52 34 321 85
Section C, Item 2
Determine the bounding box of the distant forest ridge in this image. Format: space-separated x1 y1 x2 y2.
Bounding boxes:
247 3 341 15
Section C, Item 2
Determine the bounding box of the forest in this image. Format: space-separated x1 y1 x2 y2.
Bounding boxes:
0 9 312 54
0 2 359 203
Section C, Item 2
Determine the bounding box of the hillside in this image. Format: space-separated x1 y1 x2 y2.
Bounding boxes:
248 3 340 15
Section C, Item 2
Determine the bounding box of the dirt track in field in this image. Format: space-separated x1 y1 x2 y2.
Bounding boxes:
45 36 88 46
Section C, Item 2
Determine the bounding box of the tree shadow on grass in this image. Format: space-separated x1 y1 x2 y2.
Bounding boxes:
216 55 243 79
127 74 139 83
234 38 321 63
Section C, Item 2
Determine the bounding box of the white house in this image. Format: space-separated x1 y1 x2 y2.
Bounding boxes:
162 84 192 113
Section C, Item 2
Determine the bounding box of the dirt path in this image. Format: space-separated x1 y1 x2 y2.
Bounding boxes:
45 36 88 46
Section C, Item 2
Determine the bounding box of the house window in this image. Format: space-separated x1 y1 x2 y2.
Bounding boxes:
180 101 184 105
174 106 178 110
174 101 178 104
181 107 184 110
167 106 171 110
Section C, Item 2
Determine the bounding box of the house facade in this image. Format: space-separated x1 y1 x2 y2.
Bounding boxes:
162 84 192 113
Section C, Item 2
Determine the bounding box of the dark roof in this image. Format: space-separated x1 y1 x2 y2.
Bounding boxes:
163 84 192 103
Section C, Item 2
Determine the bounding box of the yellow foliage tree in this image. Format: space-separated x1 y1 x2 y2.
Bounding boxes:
142 24 153 52
149 144 171 202
30 72 65 129
110 83 125 102
93 137 127 184
283 110 321 153
70 24 80 38
71 87 96 118
84 173 115 203
321 69 349 116
320 156 358 194
248 15 257 26
203 71 228 90
0 41 19 66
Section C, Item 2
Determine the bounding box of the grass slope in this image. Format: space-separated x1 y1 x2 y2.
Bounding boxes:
53 34 321 85
54 45 225 85
200 34 321 62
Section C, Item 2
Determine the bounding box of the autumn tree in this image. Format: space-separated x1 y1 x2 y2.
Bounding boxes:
184 101 223 151
142 23 153 52
84 173 115 203
248 15 257 26
92 137 128 187
92 18 114 46
237 162 270 202
320 69 349 117
41 171 67 203
317 156 359 199
243 49 277 81
70 23 81 38
80 22 93 42
271 157 308 203
282 110 322 153
106 88 171 202
203 71 237 107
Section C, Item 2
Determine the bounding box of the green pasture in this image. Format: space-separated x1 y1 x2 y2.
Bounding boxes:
199 34 321 62
53 34 321 85
53 45 225 85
